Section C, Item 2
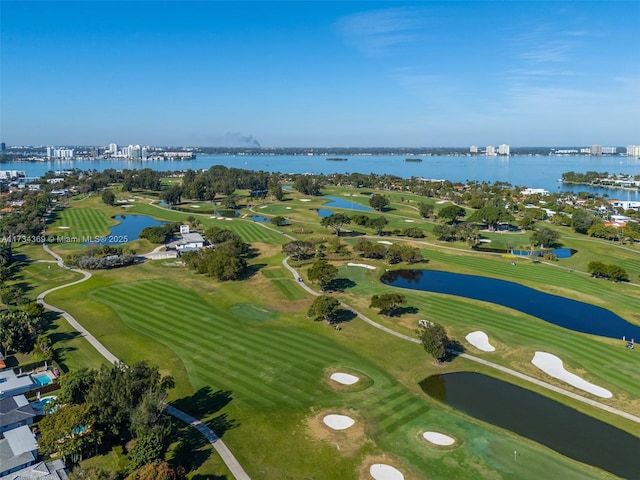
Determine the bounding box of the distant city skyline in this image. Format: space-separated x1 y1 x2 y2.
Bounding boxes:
2 1 639 147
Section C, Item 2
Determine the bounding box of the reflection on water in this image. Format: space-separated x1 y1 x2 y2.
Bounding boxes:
420 372 640 479
381 269 640 339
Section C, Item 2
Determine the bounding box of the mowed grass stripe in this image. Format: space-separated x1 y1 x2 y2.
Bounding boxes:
270 279 308 300
54 208 112 237
376 402 431 434
104 286 346 369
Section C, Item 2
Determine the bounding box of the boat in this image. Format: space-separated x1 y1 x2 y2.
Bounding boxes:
326 157 348 161
405 158 423 162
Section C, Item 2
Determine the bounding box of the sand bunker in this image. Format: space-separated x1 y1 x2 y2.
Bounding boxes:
404 219 414 222
370 464 404 480
465 331 496 352
377 240 393 245
57 226 70 229
323 414 355 430
347 263 376 270
330 372 359 385
532 352 612 399
300 198 311 202
422 431 455 446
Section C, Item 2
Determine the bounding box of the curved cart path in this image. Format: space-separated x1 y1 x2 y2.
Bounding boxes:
37 245 251 480
283 257 640 425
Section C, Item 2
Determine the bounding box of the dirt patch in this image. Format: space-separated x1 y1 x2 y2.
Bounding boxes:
306 409 369 457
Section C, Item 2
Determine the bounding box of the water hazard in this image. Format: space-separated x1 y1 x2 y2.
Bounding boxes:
381 269 640 340
420 372 640 479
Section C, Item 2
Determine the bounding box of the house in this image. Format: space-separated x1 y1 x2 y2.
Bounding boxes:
0 459 68 480
0 426 38 477
0 371 35 400
0 395 35 435
174 225 205 251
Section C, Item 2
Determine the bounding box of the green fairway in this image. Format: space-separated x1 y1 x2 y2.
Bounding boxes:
47 207 113 239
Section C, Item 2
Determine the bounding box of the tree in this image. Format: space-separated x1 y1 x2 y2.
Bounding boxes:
0 310 38 354
307 295 341 323
160 186 183 206
417 322 449 362
68 466 119 480
307 259 338 291
418 202 434 219
587 261 608 278
369 293 406 316
271 215 287 226
294 176 321 196
368 216 388 235
467 206 514 231
320 213 351 237
282 241 315 261
571 209 598 234
438 205 466 223
530 226 560 249
127 462 187 480
369 194 390 212
101 189 116 206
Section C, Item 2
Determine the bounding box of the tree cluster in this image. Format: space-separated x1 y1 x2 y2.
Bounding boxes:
0 304 47 355
354 239 423 264
139 223 182 244
587 261 629 282
369 293 406 316
182 228 249 281
66 244 137 270
39 362 175 471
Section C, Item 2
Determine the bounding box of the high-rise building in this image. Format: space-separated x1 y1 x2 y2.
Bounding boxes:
601 146 617 154
469 145 478 154
485 145 496 156
108 143 118 154
590 145 602 156
498 144 510 155
627 145 640 157
0 142 5 152
47 146 55 158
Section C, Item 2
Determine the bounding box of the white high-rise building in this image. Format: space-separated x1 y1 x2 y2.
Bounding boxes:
46 146 55 158
485 145 496 156
627 145 640 157
470 145 478 154
498 144 510 155
601 146 617 154
53 148 74 159
590 145 602 156
108 143 118 154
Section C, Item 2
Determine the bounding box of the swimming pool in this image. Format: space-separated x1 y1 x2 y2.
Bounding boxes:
32 372 53 386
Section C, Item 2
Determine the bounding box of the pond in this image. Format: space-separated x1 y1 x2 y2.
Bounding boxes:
381 269 640 340
87 215 168 245
323 196 373 211
511 248 575 259
420 372 640 479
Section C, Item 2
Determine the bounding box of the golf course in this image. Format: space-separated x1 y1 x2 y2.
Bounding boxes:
22 182 640 479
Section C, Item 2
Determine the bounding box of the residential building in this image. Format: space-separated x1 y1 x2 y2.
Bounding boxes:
601 146 617 154
0 395 35 435
590 145 602 156
498 144 510 155
0 459 68 480
0 370 35 400
485 145 496 156
469 145 478 154
0 426 38 477
521 188 549 195
626 145 640 157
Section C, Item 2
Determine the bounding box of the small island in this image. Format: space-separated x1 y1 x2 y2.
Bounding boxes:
405 158 423 162
326 157 348 161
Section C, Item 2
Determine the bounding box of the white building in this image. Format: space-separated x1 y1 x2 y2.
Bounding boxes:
626 145 640 157
108 143 118 154
601 146 617 154
521 188 549 196
485 145 496 156
590 145 602 156
498 144 510 155
469 145 478 154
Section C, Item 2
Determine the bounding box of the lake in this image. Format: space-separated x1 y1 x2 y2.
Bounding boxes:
87 215 168 245
8 154 640 200
381 269 640 340
420 372 640 479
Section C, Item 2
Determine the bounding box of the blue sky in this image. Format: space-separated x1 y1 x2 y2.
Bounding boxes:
1 1 639 147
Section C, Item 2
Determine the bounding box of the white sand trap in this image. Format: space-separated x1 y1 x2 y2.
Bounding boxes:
404 219 414 222
300 198 311 202
465 331 495 352
422 431 455 446
436 200 448 204
224 218 233 221
532 352 612 399
330 372 359 385
57 226 70 229
191 205 200 208
323 414 355 430
377 240 393 245
370 464 404 480
347 263 376 270
259 205 268 209
286 206 291 209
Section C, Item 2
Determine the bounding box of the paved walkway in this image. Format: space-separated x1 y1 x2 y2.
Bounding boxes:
282 257 640 425
37 245 251 480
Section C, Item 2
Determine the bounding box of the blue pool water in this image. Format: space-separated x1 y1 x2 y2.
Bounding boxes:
32 372 52 386
381 269 640 340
